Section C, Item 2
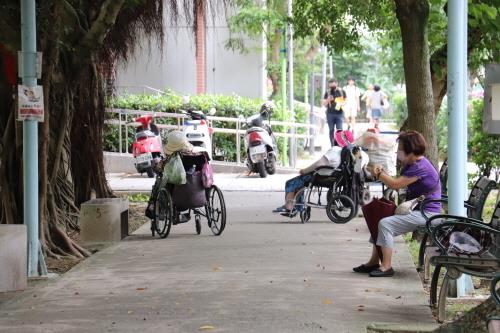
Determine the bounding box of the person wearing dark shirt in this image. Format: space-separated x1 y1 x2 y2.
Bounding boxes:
322 79 346 146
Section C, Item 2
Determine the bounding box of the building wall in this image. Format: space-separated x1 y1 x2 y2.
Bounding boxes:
115 5 266 99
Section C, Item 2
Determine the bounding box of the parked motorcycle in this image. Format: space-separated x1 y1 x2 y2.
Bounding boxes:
131 114 163 178
181 107 216 159
243 102 278 178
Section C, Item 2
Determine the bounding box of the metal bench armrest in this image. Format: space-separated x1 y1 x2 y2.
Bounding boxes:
421 198 449 222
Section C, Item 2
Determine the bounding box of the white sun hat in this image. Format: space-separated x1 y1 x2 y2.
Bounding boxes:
164 130 193 155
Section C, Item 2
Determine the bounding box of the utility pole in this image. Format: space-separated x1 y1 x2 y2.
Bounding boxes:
287 0 295 167
308 70 315 155
447 0 473 296
280 28 288 165
321 46 327 98
20 0 40 277
329 55 334 79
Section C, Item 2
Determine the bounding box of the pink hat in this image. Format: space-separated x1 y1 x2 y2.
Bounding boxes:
334 130 354 147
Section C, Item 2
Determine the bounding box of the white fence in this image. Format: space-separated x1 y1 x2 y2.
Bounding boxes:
104 108 317 164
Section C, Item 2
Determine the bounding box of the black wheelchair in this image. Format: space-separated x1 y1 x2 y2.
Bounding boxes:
289 147 364 224
152 151 226 238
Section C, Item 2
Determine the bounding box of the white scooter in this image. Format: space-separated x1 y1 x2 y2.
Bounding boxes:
243 102 278 178
181 108 216 159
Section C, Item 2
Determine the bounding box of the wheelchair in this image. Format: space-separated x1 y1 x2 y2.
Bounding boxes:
152 151 226 238
289 147 363 224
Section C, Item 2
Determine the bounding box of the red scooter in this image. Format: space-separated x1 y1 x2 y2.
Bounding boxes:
131 114 162 178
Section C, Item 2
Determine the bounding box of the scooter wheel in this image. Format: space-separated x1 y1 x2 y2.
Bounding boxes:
146 167 155 178
257 161 267 178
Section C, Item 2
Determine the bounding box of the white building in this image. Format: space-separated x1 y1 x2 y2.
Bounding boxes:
115 2 267 99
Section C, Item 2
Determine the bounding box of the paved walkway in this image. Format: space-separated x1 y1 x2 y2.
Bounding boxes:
0 191 433 333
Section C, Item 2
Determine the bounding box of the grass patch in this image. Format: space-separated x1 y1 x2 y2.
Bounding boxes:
402 233 420 267
126 193 150 203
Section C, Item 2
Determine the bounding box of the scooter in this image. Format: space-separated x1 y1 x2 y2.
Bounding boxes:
181 108 216 159
131 114 163 178
243 104 278 178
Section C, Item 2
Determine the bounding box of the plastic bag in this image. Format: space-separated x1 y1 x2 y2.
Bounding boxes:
163 153 186 185
201 161 214 188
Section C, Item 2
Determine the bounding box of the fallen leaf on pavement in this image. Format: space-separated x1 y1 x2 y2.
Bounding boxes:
136 287 147 291
323 298 332 305
127 310 134 314
212 267 220 272
199 325 215 331
395 296 402 299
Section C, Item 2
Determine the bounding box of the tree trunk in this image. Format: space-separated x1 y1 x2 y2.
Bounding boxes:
269 28 282 98
430 46 447 116
395 0 438 168
433 295 500 333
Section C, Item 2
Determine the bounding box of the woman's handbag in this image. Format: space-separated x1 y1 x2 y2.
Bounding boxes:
394 195 425 215
362 197 397 259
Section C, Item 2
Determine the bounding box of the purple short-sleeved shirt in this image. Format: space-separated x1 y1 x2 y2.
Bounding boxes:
401 157 441 213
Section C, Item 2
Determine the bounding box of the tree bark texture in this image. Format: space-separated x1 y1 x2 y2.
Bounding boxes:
433 294 500 333
395 0 438 168
0 0 166 259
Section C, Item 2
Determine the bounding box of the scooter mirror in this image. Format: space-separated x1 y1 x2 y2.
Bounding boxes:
209 107 216 116
182 95 190 104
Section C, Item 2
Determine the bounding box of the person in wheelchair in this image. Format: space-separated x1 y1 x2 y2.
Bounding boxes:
145 130 194 221
273 130 368 216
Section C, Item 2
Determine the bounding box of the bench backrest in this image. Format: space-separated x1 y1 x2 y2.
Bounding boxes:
466 177 497 220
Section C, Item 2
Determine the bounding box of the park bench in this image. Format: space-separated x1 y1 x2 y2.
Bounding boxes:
417 176 497 280
424 199 500 323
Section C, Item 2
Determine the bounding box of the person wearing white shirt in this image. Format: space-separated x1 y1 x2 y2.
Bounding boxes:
343 78 361 132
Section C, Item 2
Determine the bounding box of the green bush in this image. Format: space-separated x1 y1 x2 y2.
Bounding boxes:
105 91 308 165
468 99 500 180
392 92 408 127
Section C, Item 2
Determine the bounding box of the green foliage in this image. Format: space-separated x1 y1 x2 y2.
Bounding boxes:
106 91 308 165
292 1 394 54
127 193 150 203
392 92 408 127
468 99 500 179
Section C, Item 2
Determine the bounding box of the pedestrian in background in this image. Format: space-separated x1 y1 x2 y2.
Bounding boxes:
367 84 388 128
322 79 346 146
343 77 360 133
361 84 375 125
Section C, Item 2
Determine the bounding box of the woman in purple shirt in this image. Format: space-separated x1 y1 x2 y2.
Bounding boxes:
354 131 441 277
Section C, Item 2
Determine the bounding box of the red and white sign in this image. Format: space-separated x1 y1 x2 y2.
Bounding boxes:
18 85 44 122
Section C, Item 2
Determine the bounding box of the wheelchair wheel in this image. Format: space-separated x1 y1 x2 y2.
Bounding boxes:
154 188 173 238
326 194 356 224
205 185 226 235
300 207 311 224
195 215 202 235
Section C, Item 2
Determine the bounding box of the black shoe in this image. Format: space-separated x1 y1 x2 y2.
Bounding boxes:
369 267 395 277
353 264 380 273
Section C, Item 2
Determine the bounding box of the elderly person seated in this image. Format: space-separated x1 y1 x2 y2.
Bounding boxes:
354 131 441 277
273 130 368 215
145 130 193 220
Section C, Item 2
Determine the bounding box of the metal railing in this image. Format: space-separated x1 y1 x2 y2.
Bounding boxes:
105 108 316 164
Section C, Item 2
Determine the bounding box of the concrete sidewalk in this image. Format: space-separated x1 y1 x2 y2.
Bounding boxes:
0 192 434 333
